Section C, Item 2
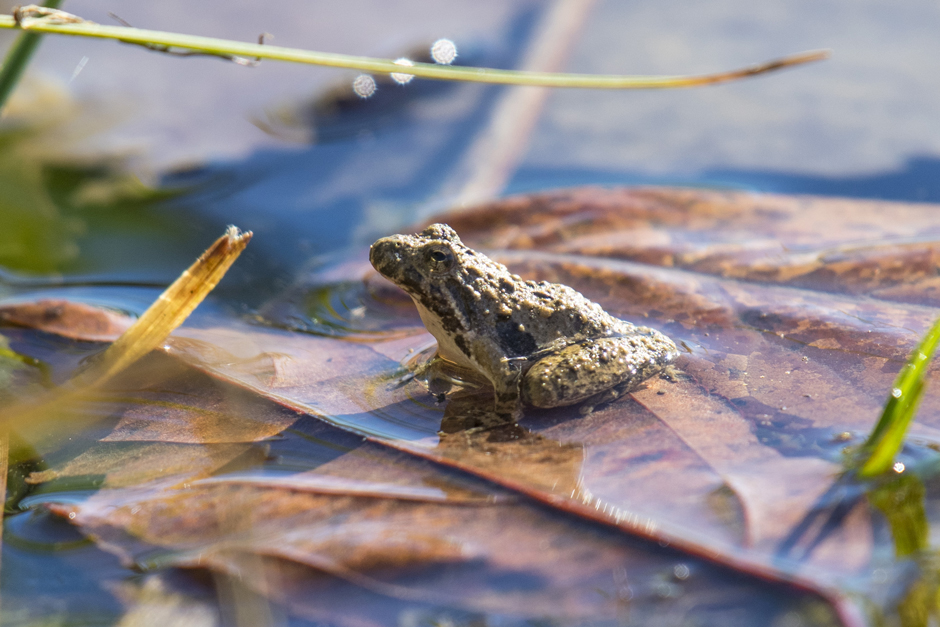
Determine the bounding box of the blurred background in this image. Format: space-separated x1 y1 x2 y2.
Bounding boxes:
1 0 939 302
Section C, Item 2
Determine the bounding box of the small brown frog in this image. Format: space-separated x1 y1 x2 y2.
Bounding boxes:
370 224 677 416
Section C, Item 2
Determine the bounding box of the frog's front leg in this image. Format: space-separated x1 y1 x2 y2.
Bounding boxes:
521 332 677 409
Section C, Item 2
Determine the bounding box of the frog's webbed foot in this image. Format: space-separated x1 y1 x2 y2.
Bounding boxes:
429 354 525 434
414 354 485 401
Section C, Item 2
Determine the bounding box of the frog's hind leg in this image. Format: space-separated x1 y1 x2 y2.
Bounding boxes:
523 331 677 410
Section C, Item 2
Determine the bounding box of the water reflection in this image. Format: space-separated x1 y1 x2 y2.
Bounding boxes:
2 508 126 625
259 254 425 340
778 451 940 627
434 390 586 501
865 469 940 627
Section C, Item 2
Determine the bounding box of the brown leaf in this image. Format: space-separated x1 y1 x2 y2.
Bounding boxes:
100 353 302 445
160 189 940 593
0 299 133 342
52 426 835 624
447 188 940 308
26 442 257 489
30 187 940 625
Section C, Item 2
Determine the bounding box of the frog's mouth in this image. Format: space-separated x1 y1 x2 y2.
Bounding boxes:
369 236 405 279
369 236 426 299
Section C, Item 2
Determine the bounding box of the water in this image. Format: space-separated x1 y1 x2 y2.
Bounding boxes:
508 156 940 205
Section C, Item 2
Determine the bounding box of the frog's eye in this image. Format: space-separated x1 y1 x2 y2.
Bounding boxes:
425 245 456 274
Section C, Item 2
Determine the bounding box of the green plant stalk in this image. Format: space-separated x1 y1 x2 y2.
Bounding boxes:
858 316 940 477
0 13 829 89
0 0 63 111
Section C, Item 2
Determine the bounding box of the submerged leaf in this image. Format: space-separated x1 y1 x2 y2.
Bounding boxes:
0 227 251 469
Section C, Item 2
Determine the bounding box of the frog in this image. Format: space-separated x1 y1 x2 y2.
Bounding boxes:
369 223 678 417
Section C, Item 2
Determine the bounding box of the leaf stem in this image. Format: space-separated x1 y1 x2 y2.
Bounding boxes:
0 12 830 89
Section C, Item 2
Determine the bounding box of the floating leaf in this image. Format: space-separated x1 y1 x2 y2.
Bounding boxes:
28 187 940 623
50 406 837 625
0 299 133 342
165 189 940 591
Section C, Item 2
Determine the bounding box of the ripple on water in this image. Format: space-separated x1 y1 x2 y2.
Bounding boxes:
260 256 423 342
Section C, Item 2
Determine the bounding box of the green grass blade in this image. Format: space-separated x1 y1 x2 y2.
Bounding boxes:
0 11 829 89
858 316 940 477
0 0 63 112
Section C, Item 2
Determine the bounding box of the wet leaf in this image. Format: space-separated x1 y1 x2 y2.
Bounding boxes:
49 414 838 626
16 352 303 490
0 226 251 471
163 190 940 587
0 299 133 342
30 187 940 623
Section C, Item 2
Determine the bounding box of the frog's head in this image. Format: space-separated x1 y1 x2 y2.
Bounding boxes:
369 223 469 296
371 223 498 363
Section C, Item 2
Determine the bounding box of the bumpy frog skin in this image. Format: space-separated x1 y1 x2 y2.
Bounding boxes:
370 224 678 415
